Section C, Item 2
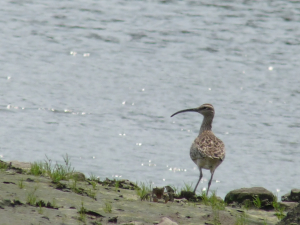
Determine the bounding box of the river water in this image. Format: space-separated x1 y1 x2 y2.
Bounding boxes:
1 0 300 198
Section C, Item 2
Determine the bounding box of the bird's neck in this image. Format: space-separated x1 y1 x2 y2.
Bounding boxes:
200 115 213 134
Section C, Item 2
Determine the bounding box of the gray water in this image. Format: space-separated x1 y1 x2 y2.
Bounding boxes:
1 0 300 198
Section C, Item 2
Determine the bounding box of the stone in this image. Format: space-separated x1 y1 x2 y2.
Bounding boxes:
72 172 86 181
279 202 299 211
277 203 300 225
153 187 164 199
282 189 300 202
224 187 274 209
10 161 31 170
157 217 178 225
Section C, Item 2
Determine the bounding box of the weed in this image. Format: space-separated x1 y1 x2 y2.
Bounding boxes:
181 182 193 192
262 218 268 225
253 195 261 209
90 181 97 190
272 195 285 220
44 154 75 183
235 211 248 225
200 191 210 205
210 191 226 210
89 173 98 181
242 199 252 210
70 179 77 191
212 208 221 225
30 154 74 183
37 201 44 214
30 162 45 176
26 190 37 206
103 201 112 213
0 161 8 170
18 179 24 189
78 201 86 223
87 188 96 199
135 182 152 201
91 222 102 225
115 180 120 191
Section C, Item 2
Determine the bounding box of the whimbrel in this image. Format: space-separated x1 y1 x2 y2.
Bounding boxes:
171 103 225 195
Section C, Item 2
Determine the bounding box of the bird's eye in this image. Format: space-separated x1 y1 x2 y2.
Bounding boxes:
203 107 207 110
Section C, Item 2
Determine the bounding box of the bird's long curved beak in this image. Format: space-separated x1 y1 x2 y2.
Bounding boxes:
170 108 197 117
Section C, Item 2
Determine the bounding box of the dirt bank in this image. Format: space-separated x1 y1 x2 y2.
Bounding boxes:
0 160 282 225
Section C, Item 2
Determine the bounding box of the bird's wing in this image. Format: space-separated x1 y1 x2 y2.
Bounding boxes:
193 132 225 160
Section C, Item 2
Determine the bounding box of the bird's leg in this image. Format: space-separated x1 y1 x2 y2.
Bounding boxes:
193 168 203 194
206 171 215 195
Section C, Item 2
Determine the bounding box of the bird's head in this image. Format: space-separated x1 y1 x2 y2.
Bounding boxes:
171 103 214 117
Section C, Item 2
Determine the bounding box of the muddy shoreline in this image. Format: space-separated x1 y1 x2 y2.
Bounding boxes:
0 160 292 225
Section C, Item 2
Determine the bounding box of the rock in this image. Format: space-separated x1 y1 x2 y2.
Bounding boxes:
108 216 118 223
179 191 195 201
153 187 164 199
279 202 299 211
10 161 31 171
282 189 300 202
157 217 178 225
224 187 274 209
276 203 300 225
120 222 144 225
72 172 86 181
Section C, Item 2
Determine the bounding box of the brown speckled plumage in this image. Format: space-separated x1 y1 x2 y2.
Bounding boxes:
191 131 225 161
171 103 225 194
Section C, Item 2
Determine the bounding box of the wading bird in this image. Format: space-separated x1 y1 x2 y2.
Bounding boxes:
171 103 225 195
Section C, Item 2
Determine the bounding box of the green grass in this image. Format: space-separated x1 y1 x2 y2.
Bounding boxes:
114 180 120 191
86 188 96 199
135 182 152 201
37 201 44 214
91 181 97 190
78 201 86 223
46 154 75 183
89 173 99 181
26 189 38 206
18 178 24 189
253 195 261 209
199 191 226 210
272 194 285 220
242 199 252 210
262 218 268 225
30 154 75 183
103 201 112 213
209 191 226 210
181 182 193 192
235 211 248 225
0 161 8 170
30 161 45 176
70 179 78 191
200 191 210 205
212 208 221 225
